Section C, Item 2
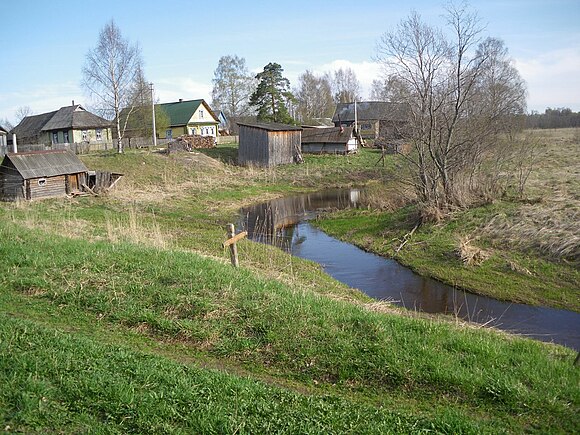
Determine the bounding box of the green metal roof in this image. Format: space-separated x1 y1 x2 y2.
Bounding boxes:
156 99 210 127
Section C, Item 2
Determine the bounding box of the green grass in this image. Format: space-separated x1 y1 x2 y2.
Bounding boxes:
1 136 579 432
0 220 578 433
315 201 579 311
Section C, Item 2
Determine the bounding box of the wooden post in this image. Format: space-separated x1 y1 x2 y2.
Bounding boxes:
223 224 247 268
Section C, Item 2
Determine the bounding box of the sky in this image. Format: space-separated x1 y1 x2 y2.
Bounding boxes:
1 0 579 125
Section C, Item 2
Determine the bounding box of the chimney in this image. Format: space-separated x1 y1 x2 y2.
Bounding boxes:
179 99 183 103
72 100 75 106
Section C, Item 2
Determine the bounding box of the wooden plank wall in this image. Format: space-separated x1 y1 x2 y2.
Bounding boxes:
29 176 66 200
268 131 298 166
0 160 24 201
238 126 269 166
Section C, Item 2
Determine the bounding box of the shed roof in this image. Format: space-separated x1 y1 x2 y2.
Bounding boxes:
41 105 110 131
332 101 408 123
301 126 354 144
238 122 302 132
3 150 88 179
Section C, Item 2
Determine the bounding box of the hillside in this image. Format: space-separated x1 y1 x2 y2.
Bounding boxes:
1 139 579 433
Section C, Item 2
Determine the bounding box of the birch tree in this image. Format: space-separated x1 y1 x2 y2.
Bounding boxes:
294 70 334 122
211 55 255 117
82 20 143 153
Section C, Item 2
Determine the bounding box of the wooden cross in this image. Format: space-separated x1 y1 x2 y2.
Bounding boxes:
222 223 247 267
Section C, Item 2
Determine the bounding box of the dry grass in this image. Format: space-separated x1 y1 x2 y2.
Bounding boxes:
477 128 580 263
455 235 491 266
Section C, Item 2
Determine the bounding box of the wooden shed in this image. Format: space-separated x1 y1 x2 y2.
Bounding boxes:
238 122 302 167
301 126 357 154
0 150 88 201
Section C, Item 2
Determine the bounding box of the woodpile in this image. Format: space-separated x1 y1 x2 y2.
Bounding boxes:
167 135 215 153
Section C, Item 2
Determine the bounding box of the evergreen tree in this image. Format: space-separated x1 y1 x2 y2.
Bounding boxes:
249 63 295 124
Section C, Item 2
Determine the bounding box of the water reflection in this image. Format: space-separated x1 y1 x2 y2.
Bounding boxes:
239 190 580 350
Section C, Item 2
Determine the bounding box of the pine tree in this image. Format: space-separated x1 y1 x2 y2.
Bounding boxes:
249 63 295 124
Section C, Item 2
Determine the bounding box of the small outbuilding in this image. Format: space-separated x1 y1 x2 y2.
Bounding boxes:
0 150 88 201
238 122 302 167
301 126 357 154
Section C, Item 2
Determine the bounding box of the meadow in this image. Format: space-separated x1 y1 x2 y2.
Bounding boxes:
1 130 578 433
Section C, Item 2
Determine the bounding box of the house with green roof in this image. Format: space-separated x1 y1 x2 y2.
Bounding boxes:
157 99 219 140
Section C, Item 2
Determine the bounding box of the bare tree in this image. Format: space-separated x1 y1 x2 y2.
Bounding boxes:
211 55 256 117
0 118 14 132
376 4 526 214
369 76 409 102
294 70 334 123
120 68 169 147
14 106 33 124
82 20 143 153
331 68 362 103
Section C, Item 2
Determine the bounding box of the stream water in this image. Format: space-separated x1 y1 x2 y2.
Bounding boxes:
239 189 580 351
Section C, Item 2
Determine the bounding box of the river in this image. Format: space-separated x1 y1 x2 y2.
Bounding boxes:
239 188 580 351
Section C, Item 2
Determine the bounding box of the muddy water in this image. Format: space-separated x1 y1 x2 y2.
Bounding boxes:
239 189 580 351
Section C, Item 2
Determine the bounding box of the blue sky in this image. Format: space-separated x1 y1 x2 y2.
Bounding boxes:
1 0 579 124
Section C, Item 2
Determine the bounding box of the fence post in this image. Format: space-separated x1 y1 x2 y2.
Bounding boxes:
227 223 239 267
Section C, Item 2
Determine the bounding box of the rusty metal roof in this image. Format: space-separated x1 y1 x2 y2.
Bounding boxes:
301 126 354 144
4 150 88 179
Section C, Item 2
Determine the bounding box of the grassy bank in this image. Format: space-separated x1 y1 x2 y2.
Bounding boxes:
1 137 578 432
1 221 578 433
315 129 580 311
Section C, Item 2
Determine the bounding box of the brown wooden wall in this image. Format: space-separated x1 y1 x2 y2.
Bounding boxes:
238 125 299 167
28 176 67 200
0 159 24 201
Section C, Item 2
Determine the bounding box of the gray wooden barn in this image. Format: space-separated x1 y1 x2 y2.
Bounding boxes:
238 122 302 167
301 126 357 154
0 150 88 201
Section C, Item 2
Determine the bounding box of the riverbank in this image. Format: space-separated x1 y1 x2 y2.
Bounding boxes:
315 129 579 312
1 137 578 432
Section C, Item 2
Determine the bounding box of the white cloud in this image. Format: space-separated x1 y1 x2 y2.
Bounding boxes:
515 47 580 111
155 77 212 104
0 81 81 124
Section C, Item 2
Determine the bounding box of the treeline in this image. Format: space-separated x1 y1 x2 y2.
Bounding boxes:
526 107 580 129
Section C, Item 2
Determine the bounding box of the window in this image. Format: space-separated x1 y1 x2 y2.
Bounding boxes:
190 128 196 135
199 110 204 119
82 130 88 141
96 129 102 141
52 132 58 144
38 178 47 187
63 130 69 143
166 129 172 139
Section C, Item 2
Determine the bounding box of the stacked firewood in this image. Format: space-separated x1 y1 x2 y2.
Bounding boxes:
167 135 216 153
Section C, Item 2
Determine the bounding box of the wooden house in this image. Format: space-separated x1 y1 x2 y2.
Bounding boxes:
12 104 112 146
156 99 219 140
0 150 88 201
301 126 357 154
332 101 408 142
238 122 302 167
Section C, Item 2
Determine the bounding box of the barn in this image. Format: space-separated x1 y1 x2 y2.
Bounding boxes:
238 122 302 167
0 150 88 201
301 126 357 154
